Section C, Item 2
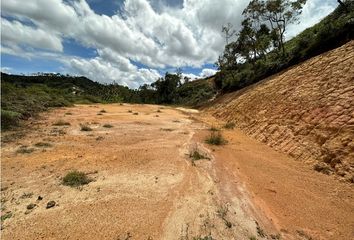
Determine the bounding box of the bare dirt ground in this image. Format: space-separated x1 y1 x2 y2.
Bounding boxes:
1 104 353 239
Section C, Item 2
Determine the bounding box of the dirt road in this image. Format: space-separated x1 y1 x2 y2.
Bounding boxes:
1 104 353 239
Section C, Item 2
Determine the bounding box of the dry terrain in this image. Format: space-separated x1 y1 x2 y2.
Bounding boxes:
1 103 353 240
205 40 354 181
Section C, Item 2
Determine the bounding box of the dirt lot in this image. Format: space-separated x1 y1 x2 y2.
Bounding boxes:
1 104 353 239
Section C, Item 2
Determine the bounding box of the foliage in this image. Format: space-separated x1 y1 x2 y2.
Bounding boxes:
205 132 227 145
62 170 91 187
216 2 354 92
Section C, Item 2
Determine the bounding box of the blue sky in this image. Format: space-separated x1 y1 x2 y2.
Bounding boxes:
1 0 337 88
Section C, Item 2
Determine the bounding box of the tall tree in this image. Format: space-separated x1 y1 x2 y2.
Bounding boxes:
243 0 307 55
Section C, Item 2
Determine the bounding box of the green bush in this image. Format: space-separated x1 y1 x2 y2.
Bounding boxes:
205 132 227 145
62 170 91 187
1 109 21 130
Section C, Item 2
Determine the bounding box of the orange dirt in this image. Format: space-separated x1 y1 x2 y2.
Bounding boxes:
204 40 354 181
1 104 353 239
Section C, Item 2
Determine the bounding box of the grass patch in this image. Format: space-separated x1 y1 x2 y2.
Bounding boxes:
223 122 235 129
53 119 70 126
209 126 219 131
189 147 209 166
62 170 91 187
103 124 113 128
34 142 52 148
80 124 92 131
205 132 227 145
16 146 35 154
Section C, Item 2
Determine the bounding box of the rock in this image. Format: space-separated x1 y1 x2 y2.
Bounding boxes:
46 201 56 209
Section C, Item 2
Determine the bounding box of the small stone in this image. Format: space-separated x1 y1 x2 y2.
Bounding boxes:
46 201 56 209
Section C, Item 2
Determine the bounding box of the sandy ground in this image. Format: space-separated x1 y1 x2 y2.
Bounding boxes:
1 104 353 240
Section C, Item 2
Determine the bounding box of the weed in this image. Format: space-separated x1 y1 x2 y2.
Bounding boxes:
1 212 12 222
209 126 219 132
189 147 209 166
193 236 214 240
80 124 92 131
65 112 72 115
160 128 173 131
53 119 70 126
223 122 235 129
103 124 113 128
34 142 52 148
217 204 232 228
20 192 33 199
100 109 107 113
62 170 91 187
205 132 227 145
133 112 139 115
16 146 35 154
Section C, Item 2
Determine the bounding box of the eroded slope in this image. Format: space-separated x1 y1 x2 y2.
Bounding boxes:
206 41 354 181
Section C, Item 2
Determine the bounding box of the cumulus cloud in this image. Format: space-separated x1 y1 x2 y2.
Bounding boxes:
1 0 337 87
1 18 63 52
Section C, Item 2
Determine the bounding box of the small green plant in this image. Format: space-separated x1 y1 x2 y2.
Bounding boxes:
1 212 12 222
100 109 107 113
62 170 91 187
53 119 71 126
217 204 232 228
103 124 113 128
80 124 92 131
223 122 235 129
16 146 35 154
205 132 227 145
34 142 52 148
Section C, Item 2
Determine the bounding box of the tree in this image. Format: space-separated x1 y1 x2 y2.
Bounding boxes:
151 72 181 104
243 0 307 55
222 23 236 45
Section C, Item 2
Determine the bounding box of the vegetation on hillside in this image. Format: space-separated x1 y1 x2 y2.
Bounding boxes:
215 0 354 92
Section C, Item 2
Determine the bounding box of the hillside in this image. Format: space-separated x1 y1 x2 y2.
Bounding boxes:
205 40 354 182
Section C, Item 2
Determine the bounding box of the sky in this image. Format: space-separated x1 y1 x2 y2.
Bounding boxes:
1 0 338 88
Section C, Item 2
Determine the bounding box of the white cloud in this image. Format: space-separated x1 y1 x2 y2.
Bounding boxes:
1 0 337 87
1 18 63 52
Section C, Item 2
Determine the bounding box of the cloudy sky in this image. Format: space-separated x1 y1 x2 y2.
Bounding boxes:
1 0 337 88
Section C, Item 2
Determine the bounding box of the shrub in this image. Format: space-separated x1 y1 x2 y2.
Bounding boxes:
223 122 235 129
205 132 227 145
53 119 70 126
80 124 92 131
1 109 21 130
99 109 106 113
62 170 91 187
16 146 35 154
34 142 52 148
